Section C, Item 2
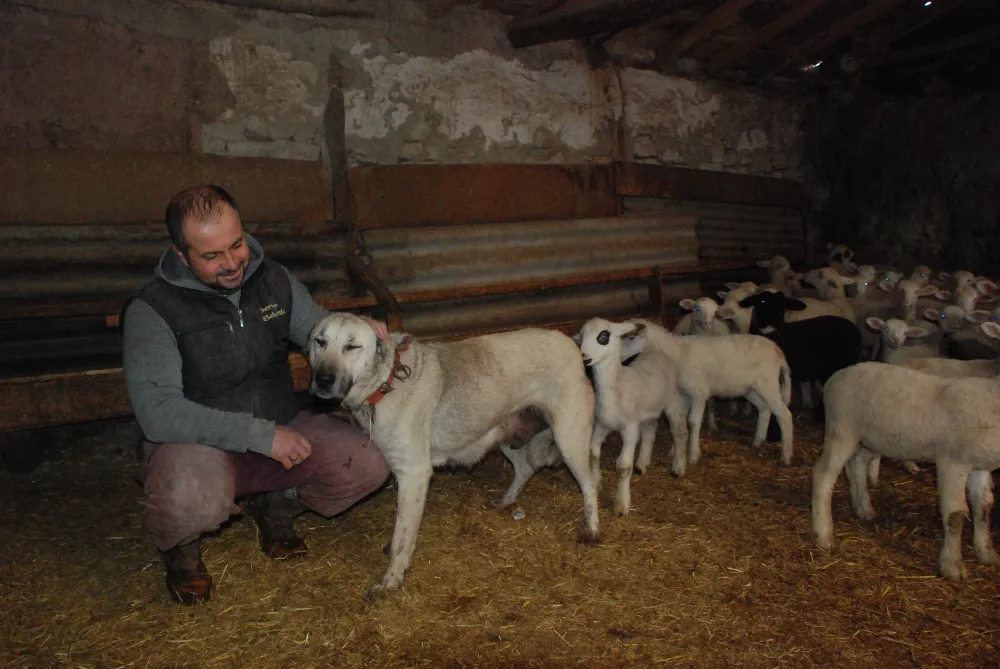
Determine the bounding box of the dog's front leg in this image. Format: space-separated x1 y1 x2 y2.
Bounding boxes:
368 456 433 598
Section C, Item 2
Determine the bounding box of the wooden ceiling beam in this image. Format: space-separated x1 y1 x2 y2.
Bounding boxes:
195 0 376 17
868 24 1000 68
705 0 832 74
854 0 976 65
506 0 666 48
655 0 755 69
788 0 911 66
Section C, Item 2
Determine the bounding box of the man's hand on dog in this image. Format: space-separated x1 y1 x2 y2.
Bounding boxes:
359 314 389 341
271 425 313 470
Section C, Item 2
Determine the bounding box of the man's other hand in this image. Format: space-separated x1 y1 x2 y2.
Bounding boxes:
271 425 313 470
359 314 389 341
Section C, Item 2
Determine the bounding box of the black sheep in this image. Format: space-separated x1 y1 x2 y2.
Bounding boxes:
737 291 863 440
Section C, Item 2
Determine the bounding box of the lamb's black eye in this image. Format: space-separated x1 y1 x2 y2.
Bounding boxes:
344 343 361 351
597 330 610 345
314 337 327 350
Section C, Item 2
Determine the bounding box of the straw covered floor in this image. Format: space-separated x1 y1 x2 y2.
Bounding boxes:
1 410 998 669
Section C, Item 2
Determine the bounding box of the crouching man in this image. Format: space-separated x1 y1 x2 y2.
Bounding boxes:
122 184 391 605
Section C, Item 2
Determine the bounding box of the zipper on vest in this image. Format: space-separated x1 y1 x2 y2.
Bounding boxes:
237 308 244 328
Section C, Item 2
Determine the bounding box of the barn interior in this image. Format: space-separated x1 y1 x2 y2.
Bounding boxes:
2 0 999 667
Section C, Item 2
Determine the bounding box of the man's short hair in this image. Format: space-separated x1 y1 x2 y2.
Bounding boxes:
165 185 240 252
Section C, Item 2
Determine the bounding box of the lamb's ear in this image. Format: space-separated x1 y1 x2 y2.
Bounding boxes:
981 321 1000 340
738 294 760 308
571 331 583 346
724 282 741 290
877 281 894 294
625 322 648 339
934 289 952 301
923 308 942 322
865 317 885 332
717 305 735 320
906 326 931 340
678 298 697 311
966 310 992 324
717 290 729 300
841 276 856 285
785 297 808 311
939 271 953 280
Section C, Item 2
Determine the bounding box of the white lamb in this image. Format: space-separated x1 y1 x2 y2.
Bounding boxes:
812 361 1000 582
865 317 937 365
784 267 855 324
577 318 690 516
672 297 731 430
902 321 1000 377
621 318 794 472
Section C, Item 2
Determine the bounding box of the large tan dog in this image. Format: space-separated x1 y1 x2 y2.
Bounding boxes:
307 313 602 595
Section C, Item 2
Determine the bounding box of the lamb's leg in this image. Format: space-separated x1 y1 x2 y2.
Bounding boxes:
686 393 708 466
967 469 1000 568
634 419 657 475
705 398 717 433
812 430 858 551
613 422 641 517
664 395 690 478
866 455 882 488
845 449 876 521
587 423 610 490
800 381 814 409
497 428 559 508
902 460 921 474
750 386 794 465
936 460 972 583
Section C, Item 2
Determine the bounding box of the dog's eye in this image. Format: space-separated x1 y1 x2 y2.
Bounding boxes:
597 330 610 345
314 337 327 350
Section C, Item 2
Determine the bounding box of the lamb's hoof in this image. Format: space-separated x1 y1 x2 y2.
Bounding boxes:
976 548 1000 568
814 531 835 552
670 467 686 479
612 501 630 517
855 506 877 522
903 461 921 475
939 560 967 583
780 453 793 467
579 527 602 545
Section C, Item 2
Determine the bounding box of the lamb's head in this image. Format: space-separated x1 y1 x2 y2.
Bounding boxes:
679 297 719 329
939 269 976 294
577 318 645 368
803 266 846 299
865 317 930 349
826 243 857 273
923 305 970 336
908 265 934 287
718 281 758 302
307 312 380 400
888 279 941 309
849 264 878 297
737 290 807 334
878 270 904 291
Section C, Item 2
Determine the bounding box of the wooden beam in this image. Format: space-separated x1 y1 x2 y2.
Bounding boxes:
785 0 910 67
198 0 376 17
507 0 665 48
868 24 1000 69
655 0 755 70
349 163 618 230
614 162 807 209
705 0 832 74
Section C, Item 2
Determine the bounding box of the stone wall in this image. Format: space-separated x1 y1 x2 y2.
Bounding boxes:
2 0 805 180
803 88 1000 276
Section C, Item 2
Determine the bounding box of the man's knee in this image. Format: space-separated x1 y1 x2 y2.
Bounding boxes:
144 444 236 549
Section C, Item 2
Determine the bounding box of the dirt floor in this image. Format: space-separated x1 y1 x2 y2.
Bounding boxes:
1 410 998 669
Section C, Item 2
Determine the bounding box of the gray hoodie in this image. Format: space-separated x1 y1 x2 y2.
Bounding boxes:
121 234 329 456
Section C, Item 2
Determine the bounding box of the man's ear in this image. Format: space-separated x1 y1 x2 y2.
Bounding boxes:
171 244 190 268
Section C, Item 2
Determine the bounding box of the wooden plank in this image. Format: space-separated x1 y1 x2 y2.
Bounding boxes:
349 163 618 230
706 0 832 74
656 0 755 70
790 0 910 64
506 0 665 48
614 162 806 208
0 149 333 225
203 0 375 17
0 355 314 433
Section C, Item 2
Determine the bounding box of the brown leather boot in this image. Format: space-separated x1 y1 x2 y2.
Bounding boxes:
161 541 212 605
244 491 308 560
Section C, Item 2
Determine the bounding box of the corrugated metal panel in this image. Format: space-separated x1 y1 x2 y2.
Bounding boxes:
397 279 702 339
624 197 806 265
363 212 700 294
0 221 352 320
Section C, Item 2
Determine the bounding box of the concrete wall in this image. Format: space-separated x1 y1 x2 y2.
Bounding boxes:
803 88 1000 276
2 0 805 179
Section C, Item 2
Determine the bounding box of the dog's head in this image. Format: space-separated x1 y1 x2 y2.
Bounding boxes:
307 312 381 400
